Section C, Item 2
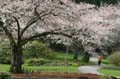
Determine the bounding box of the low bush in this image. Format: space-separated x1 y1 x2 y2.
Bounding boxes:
43 60 69 66
0 72 10 79
22 68 34 73
24 41 56 60
69 62 78 66
25 58 50 66
109 52 120 66
42 60 79 66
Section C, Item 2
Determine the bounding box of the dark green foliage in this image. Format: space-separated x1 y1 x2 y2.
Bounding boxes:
49 43 66 51
0 40 56 64
0 42 11 64
78 76 88 79
73 52 79 62
43 60 69 66
25 58 50 66
0 20 4 26
82 51 91 63
74 0 120 6
23 41 56 60
82 56 90 63
0 72 10 79
22 67 34 73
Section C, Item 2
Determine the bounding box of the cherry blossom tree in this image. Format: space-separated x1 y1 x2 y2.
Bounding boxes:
0 0 120 73
46 3 120 62
0 0 77 73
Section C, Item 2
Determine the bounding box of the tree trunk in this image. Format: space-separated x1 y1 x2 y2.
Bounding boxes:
10 45 23 73
82 51 90 63
65 46 69 62
73 49 78 62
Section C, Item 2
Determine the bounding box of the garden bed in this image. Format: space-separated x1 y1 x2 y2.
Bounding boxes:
11 72 100 79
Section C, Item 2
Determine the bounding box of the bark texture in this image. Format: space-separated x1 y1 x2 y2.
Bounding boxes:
10 45 23 73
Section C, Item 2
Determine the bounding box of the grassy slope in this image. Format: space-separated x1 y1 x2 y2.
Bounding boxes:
98 69 120 77
98 58 120 77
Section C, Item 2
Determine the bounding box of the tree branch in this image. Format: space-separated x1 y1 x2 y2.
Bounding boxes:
21 31 72 45
20 6 49 37
12 16 21 41
20 6 62 37
0 21 16 46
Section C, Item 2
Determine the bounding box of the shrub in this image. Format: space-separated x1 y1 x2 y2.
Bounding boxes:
25 58 50 66
23 41 56 60
0 72 10 79
0 42 11 64
69 62 78 66
109 52 120 66
43 60 69 66
22 68 34 73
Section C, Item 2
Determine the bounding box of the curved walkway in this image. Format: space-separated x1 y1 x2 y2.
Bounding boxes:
78 57 102 75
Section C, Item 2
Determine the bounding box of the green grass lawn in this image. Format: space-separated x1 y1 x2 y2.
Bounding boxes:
0 51 80 73
98 69 120 77
56 51 82 61
102 59 111 64
99 58 120 77
0 64 10 72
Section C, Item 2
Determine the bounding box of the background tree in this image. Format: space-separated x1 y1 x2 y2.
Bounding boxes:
45 2 120 62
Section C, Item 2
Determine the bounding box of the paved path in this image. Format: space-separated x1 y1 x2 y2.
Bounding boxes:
78 57 101 75
78 65 101 74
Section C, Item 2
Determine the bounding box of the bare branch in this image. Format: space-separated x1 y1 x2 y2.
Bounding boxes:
20 9 50 37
